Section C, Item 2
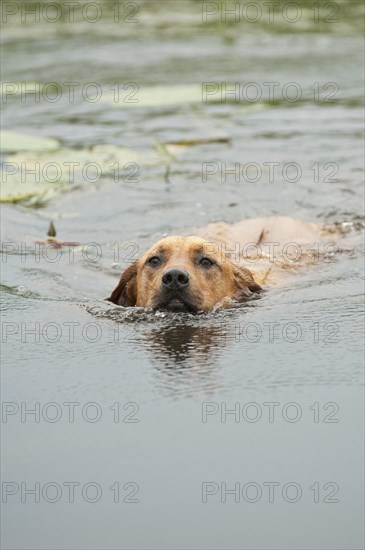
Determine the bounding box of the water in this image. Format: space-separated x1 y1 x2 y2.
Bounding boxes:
1 1 364 548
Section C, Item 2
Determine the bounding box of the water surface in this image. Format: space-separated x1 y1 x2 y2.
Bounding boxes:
1 2 364 548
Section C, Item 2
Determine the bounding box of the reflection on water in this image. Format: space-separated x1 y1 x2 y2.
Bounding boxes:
143 323 225 365
143 323 226 396
87 301 230 366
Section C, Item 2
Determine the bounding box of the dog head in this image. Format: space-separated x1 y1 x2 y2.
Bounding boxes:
107 236 261 312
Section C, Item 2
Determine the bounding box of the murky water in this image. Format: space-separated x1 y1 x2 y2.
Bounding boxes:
1 1 364 548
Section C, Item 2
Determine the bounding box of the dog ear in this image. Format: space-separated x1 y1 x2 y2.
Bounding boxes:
232 264 262 302
106 261 138 306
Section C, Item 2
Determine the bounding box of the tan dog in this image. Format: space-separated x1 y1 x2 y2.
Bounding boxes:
107 235 261 312
107 216 342 312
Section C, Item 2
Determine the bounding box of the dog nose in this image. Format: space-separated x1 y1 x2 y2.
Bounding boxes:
162 268 190 289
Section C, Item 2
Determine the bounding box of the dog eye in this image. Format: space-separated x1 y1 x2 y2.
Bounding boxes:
147 256 162 267
199 257 214 268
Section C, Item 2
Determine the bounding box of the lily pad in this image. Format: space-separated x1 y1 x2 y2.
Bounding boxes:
102 84 228 108
0 130 59 153
1 144 158 203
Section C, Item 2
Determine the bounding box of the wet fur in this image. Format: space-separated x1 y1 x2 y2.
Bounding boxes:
107 235 261 312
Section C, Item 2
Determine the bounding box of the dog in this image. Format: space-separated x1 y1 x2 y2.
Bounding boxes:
107 216 343 312
107 235 261 312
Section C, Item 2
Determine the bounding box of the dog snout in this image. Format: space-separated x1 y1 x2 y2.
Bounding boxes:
162 268 190 289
